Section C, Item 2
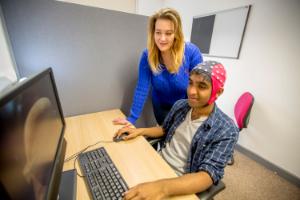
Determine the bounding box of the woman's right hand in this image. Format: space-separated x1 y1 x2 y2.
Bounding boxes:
112 117 131 125
114 126 144 141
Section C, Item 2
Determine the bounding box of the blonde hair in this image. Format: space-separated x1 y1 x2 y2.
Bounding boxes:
147 8 185 74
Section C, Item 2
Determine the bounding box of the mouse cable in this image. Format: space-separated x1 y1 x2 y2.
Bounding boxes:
73 155 85 177
64 140 113 162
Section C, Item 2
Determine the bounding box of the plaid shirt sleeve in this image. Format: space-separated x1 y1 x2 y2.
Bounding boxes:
197 120 239 184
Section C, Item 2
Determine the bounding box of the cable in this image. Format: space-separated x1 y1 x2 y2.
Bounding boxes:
64 140 113 162
73 155 84 177
64 140 114 178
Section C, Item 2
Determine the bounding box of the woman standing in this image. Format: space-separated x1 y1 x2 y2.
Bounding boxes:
114 8 203 125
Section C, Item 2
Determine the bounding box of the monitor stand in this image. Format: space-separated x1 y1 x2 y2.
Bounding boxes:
58 169 77 200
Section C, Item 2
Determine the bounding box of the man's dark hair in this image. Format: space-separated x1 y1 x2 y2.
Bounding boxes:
190 69 212 84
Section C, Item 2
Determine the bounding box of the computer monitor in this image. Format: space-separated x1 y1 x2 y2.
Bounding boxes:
0 68 67 200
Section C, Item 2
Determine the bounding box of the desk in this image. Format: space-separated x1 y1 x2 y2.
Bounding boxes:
63 109 198 200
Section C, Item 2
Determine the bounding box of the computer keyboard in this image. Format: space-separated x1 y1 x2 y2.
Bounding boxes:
78 147 128 200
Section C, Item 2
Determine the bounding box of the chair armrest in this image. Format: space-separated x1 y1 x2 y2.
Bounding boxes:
145 137 163 151
197 180 225 200
147 138 161 146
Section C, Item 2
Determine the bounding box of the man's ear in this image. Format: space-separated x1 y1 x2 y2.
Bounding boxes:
216 88 224 98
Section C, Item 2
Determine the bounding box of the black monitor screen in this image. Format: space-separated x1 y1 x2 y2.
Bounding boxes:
0 68 65 200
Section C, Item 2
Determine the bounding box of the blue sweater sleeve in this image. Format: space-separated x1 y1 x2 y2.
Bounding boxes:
127 50 151 124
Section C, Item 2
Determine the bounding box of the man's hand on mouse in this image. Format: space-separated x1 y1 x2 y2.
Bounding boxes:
114 126 144 141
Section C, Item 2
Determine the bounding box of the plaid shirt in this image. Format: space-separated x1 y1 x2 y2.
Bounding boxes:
161 99 239 184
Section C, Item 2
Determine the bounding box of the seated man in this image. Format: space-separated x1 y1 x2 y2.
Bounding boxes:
114 60 239 199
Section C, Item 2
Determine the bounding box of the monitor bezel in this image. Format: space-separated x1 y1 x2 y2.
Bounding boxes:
0 68 65 126
0 67 66 200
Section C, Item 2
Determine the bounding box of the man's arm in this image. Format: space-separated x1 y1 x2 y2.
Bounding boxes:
114 126 164 140
123 171 213 200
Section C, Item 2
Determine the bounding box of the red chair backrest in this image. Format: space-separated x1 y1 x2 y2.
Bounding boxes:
234 92 254 130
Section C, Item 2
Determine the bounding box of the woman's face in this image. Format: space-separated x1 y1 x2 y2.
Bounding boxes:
154 18 175 53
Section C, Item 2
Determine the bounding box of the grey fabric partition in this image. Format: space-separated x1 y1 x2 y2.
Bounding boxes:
0 0 156 127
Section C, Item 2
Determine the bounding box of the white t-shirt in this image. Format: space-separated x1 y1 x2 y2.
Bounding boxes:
160 109 207 175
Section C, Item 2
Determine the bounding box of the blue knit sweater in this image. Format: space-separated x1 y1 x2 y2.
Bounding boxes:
127 42 203 124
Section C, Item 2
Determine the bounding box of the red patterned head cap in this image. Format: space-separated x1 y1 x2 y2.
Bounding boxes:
191 61 226 104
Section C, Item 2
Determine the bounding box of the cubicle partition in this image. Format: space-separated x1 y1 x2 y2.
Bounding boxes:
0 0 156 127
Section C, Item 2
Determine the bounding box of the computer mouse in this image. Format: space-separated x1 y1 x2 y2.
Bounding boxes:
113 132 129 142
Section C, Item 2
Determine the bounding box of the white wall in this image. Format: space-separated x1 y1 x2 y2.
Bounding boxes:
157 0 300 178
0 7 17 82
136 0 163 16
56 0 137 14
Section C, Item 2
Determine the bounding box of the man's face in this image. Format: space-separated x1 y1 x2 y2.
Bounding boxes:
187 73 212 108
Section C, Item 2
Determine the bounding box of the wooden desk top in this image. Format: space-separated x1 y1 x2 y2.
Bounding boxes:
63 109 197 200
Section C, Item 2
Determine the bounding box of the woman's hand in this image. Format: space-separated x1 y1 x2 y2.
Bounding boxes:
112 117 131 125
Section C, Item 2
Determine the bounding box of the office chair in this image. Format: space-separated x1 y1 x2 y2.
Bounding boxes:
228 91 254 165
